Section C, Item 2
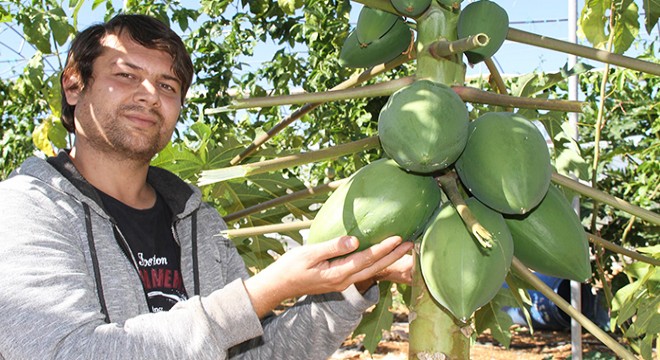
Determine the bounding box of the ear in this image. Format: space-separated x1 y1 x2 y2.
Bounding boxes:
61 72 83 106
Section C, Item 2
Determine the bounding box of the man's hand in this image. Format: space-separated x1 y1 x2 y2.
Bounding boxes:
243 235 413 318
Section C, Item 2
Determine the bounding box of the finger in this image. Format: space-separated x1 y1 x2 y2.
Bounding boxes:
304 235 359 263
348 241 414 285
330 236 404 275
333 236 403 268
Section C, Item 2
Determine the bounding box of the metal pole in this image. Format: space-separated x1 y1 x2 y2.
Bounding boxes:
568 1 583 359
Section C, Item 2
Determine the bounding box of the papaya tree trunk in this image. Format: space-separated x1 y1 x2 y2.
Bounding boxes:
408 3 470 359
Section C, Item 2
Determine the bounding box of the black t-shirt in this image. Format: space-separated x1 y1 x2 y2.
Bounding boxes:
98 189 188 313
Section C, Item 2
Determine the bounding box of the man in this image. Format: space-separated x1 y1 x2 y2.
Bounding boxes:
0 14 413 359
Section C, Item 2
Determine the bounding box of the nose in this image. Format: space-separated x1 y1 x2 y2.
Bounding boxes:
134 79 161 107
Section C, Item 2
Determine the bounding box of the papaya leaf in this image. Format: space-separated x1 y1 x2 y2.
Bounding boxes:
612 0 639 54
554 143 590 182
474 289 517 348
505 273 534 332
353 281 394 356
578 0 611 49
640 333 655 360
643 0 660 34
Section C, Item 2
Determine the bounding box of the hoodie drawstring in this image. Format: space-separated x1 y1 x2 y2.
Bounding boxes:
83 203 111 324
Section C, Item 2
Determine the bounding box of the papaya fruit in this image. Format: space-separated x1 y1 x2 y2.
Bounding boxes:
457 0 509 64
420 197 514 320
390 0 431 17
339 19 412 68
356 7 400 45
378 80 469 174
437 0 463 10
455 112 552 215
307 159 441 252
504 185 591 282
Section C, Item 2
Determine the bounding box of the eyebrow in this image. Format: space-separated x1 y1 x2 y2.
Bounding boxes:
119 61 181 86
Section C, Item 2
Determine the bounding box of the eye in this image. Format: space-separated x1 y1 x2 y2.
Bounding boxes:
159 82 180 94
116 72 135 79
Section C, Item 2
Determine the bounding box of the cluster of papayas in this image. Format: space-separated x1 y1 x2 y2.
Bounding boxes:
339 7 413 68
307 159 441 253
320 2 592 322
457 0 509 64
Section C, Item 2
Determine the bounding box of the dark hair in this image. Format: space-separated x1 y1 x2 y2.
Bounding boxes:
59 14 194 133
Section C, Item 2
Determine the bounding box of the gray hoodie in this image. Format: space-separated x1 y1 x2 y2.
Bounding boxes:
0 152 377 359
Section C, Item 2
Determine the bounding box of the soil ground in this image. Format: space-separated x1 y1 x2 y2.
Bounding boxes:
329 309 623 360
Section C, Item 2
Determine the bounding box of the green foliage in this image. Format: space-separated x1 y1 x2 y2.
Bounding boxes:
578 0 640 53
610 245 659 359
352 281 394 355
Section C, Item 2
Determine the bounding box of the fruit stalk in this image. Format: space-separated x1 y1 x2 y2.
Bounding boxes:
437 172 493 248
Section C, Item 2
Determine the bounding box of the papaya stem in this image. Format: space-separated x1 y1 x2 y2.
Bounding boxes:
209 81 583 115
223 220 313 239
587 233 660 267
452 86 584 112
228 51 415 166
206 77 415 114
551 172 660 226
223 179 348 222
437 173 493 248
198 136 380 185
511 257 638 360
428 33 490 59
483 58 507 94
507 27 660 76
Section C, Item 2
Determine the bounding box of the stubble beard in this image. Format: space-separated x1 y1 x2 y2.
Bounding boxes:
87 104 170 164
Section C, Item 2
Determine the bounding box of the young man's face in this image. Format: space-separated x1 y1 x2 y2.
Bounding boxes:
65 32 183 163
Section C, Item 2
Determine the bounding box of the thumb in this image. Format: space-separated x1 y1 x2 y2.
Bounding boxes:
307 236 359 262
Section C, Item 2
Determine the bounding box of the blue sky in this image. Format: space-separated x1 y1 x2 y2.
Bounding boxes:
0 1 656 80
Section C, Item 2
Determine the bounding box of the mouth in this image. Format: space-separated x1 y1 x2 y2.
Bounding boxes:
122 109 161 129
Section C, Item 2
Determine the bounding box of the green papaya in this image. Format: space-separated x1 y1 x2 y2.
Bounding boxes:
390 0 431 17
339 19 412 68
356 7 400 45
455 112 552 215
437 0 463 10
378 80 469 174
420 197 514 320
307 159 441 252
457 0 509 64
504 185 591 282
